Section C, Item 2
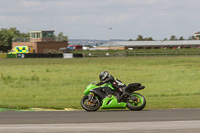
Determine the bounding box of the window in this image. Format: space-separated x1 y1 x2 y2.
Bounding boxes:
48 32 54 38
42 32 54 38
146 47 151 49
31 33 35 38
137 47 143 49
42 33 48 38
154 47 159 49
36 33 41 38
30 32 41 38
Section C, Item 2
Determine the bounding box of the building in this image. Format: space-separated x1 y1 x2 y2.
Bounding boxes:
97 40 200 50
12 30 68 53
97 31 200 50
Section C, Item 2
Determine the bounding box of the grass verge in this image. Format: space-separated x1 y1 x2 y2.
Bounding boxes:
0 57 200 110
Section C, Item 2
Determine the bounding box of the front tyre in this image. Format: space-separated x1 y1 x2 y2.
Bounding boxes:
126 93 146 111
81 95 101 111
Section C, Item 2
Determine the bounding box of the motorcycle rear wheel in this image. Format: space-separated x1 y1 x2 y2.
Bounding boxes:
81 95 101 111
126 93 146 111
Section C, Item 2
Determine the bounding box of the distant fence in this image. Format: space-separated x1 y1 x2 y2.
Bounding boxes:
82 50 200 57
24 54 63 58
127 50 200 57
83 51 127 57
0 53 83 58
1 50 200 59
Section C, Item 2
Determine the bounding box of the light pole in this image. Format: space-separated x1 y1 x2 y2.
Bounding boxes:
108 28 112 49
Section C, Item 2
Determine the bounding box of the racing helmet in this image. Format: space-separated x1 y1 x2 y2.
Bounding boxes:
99 71 109 81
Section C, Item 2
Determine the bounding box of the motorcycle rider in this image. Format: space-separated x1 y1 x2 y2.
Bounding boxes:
96 71 128 100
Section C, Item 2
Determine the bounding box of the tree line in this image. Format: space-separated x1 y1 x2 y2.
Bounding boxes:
129 35 196 41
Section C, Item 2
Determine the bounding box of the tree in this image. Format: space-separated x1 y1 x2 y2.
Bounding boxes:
0 27 29 52
163 38 168 41
0 27 27 52
136 35 143 41
57 32 68 42
135 35 154 41
179 36 184 40
145 37 153 41
169 35 177 40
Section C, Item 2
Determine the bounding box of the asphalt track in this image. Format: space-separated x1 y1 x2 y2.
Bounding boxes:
0 108 200 133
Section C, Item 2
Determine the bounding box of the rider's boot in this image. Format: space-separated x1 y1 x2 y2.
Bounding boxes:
116 93 122 103
120 88 128 97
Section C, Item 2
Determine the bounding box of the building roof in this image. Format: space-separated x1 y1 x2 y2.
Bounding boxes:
29 30 55 33
98 40 200 47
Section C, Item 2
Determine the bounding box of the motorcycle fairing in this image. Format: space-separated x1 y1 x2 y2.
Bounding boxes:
101 96 126 109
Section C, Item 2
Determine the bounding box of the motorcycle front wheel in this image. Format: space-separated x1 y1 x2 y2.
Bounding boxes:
126 93 146 111
81 95 101 111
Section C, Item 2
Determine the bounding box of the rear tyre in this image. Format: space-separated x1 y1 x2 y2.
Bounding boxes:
81 95 101 111
126 93 146 111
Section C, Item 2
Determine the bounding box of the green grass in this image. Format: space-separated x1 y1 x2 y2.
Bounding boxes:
0 57 200 110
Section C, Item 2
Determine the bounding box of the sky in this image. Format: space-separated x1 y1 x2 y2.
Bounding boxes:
0 0 200 40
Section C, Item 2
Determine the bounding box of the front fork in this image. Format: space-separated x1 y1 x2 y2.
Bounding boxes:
88 93 95 102
88 93 99 104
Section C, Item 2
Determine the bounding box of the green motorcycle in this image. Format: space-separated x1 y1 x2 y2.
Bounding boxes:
81 81 146 111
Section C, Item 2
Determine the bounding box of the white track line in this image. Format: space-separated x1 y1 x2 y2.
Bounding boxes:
0 120 200 133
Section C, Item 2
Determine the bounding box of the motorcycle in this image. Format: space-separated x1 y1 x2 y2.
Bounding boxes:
80 81 146 111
